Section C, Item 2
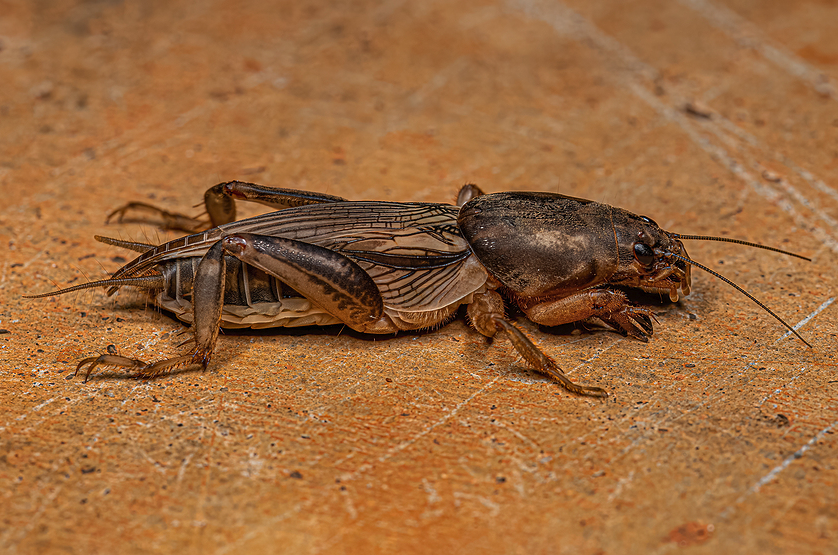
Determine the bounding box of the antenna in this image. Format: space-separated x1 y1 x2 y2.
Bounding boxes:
664 251 811 348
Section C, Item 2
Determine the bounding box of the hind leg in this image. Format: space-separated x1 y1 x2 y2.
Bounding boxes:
107 181 348 232
74 241 228 381
467 289 608 398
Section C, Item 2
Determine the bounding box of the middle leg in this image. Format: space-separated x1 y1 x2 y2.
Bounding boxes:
107 181 349 232
467 289 608 397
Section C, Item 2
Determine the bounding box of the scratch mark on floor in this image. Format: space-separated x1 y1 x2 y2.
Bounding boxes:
137 447 168 475
176 453 194 488
340 486 359 520
774 296 835 344
757 366 805 407
420 478 444 520
453 491 501 517
20 249 46 270
607 470 636 503
676 0 836 99
372 374 502 465
407 57 470 107
699 116 838 234
721 418 838 518
12 397 56 422
567 336 624 376
190 373 230 543
493 418 541 451
0 483 65 549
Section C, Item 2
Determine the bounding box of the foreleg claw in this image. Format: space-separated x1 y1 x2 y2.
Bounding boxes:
597 306 656 342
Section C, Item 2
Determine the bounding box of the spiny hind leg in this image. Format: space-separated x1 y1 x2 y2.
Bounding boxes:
107 181 349 233
221 233 385 331
74 354 199 382
74 241 228 382
106 202 207 233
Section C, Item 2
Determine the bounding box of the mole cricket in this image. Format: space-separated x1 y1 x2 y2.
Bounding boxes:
28 182 810 397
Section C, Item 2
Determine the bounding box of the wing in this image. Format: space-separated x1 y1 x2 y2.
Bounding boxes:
111 201 487 313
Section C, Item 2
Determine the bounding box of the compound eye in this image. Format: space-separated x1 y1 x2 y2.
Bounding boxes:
634 242 655 265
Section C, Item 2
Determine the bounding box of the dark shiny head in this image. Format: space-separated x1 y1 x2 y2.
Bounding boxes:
609 209 692 302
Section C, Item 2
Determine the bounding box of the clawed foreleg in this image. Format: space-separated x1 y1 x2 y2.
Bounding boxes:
522 289 656 342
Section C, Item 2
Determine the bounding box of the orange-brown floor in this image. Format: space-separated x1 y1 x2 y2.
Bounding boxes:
2 1 837 553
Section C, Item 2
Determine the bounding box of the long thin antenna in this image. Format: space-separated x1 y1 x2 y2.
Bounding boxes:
665 252 811 348
671 234 810 261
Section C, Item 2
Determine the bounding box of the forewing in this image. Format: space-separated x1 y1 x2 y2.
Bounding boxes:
113 202 487 312
233 202 487 312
